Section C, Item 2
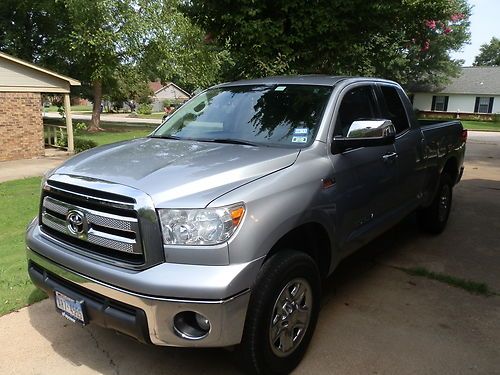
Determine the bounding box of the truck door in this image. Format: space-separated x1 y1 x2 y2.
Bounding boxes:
329 84 400 253
376 84 426 214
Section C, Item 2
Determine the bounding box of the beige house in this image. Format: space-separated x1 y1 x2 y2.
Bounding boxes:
149 81 190 112
0 52 80 161
412 67 500 115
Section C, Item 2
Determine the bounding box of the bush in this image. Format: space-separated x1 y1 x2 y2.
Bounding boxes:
137 103 153 115
54 133 98 153
74 138 98 153
74 122 87 135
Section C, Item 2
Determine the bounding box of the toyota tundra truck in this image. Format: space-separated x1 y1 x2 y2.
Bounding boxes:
26 76 466 374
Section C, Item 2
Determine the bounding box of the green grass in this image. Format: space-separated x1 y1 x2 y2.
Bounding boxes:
76 125 153 146
0 178 47 315
135 112 166 119
461 121 500 132
44 105 92 113
401 266 495 296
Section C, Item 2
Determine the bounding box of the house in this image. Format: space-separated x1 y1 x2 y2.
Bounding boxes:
149 81 190 112
0 52 80 161
412 67 500 117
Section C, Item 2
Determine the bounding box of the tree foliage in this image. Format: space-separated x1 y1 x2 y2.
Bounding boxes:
0 0 223 131
474 37 500 67
183 0 471 89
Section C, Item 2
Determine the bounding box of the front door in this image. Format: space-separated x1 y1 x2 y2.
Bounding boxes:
328 84 400 253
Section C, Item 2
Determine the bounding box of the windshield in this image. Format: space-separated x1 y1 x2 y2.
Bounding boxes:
152 84 333 147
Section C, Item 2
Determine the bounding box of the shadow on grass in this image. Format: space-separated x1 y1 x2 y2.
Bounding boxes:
28 288 48 305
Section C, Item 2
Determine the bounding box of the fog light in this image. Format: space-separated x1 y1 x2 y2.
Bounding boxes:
173 311 211 340
195 313 210 331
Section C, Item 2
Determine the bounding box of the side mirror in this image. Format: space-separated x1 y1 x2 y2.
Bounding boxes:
331 119 396 154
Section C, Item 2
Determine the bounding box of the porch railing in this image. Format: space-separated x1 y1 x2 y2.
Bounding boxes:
44 123 67 149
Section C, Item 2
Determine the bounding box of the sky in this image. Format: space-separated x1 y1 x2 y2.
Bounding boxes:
450 0 500 66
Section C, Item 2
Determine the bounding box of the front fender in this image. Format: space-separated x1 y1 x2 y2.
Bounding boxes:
209 148 338 269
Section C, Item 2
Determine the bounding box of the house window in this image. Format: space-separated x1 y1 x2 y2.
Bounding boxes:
475 97 494 113
431 95 448 111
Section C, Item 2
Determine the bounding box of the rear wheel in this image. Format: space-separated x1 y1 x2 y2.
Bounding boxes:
239 250 321 375
417 173 453 234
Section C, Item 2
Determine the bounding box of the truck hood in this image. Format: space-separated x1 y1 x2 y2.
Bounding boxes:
54 138 299 208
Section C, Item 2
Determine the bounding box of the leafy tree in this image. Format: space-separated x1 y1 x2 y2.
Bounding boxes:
183 0 471 89
474 37 500 67
0 0 225 131
134 0 228 92
0 0 71 72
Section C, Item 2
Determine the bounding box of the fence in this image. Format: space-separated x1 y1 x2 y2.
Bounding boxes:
44 123 67 149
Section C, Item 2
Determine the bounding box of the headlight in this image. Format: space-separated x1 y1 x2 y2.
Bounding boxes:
158 204 245 245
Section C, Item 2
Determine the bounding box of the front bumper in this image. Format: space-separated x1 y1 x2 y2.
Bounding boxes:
27 247 251 347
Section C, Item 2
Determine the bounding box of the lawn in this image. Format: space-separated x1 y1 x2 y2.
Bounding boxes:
44 104 92 113
461 121 500 132
76 124 154 146
0 177 46 316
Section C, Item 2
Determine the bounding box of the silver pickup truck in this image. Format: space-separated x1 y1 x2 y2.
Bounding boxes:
26 76 466 374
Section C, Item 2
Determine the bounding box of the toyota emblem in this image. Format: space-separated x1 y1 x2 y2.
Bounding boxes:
66 210 87 237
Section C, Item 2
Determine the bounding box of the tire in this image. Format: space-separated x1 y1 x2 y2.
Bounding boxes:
239 250 321 375
417 173 453 234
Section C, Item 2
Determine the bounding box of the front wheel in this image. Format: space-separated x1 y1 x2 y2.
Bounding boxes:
239 250 321 375
417 173 453 234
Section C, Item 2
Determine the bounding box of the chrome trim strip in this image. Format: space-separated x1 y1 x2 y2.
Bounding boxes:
27 247 250 347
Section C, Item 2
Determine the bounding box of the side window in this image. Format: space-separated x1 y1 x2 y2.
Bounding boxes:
379 85 410 133
335 86 378 136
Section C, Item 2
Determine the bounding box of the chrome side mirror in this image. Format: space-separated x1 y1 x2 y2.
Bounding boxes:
346 120 396 139
332 119 396 154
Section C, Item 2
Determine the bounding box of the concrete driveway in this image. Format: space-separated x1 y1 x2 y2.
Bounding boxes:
0 132 499 374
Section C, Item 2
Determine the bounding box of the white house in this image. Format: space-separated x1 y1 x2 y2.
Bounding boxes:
412 67 500 115
149 81 190 112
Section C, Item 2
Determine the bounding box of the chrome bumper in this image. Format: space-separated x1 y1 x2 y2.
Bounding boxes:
27 248 251 347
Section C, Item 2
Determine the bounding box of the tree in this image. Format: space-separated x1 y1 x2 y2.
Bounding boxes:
0 0 226 132
474 37 500 66
134 0 228 92
183 0 471 90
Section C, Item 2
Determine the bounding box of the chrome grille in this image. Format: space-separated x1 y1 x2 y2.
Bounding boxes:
41 195 142 257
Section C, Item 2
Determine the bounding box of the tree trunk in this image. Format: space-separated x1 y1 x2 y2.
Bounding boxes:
88 80 103 132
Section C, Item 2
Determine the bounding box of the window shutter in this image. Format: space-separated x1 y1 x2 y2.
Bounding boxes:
488 97 494 114
474 97 480 113
431 96 437 111
444 96 449 112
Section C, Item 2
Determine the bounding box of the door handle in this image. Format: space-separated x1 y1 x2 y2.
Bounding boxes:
382 152 398 163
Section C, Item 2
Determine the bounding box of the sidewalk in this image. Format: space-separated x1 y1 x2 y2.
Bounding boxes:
0 150 69 183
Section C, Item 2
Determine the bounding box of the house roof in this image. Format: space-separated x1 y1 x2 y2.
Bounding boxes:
148 81 164 93
0 52 80 86
0 51 80 93
149 81 190 97
436 67 500 95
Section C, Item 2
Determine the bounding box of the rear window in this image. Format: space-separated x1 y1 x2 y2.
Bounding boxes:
379 86 410 133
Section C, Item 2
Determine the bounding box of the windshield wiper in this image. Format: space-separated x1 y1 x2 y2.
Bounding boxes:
149 134 183 140
197 138 262 147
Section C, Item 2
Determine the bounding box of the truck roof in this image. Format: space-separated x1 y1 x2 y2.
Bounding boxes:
213 75 397 88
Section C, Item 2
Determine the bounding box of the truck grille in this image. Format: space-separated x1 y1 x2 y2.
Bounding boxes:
40 183 145 265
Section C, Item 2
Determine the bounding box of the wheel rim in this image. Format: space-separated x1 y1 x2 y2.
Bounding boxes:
269 278 313 357
438 184 451 222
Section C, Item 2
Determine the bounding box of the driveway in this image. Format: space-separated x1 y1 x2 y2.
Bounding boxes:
0 132 499 374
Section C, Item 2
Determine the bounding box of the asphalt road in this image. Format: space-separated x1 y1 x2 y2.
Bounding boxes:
0 132 499 374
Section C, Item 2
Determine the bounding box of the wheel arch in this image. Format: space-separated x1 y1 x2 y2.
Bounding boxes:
263 222 332 280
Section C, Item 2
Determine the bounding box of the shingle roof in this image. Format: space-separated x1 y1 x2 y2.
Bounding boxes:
437 67 500 95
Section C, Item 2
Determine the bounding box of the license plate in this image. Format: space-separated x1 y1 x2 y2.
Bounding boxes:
55 290 86 324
